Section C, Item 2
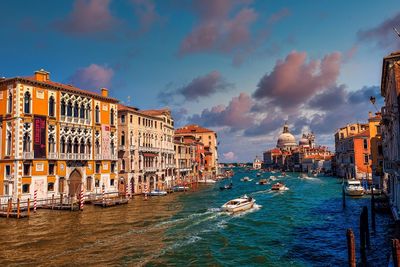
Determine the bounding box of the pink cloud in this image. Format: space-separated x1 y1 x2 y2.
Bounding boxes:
55 0 118 34
68 64 114 89
131 0 161 33
268 8 291 24
253 51 341 108
223 151 237 161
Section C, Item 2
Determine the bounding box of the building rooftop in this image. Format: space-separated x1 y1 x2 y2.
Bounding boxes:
140 109 171 116
176 124 215 134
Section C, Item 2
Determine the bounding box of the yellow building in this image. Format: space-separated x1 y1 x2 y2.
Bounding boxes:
368 112 383 187
0 70 119 200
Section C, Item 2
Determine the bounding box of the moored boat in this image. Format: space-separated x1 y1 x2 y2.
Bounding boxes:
149 190 167 196
258 179 268 185
241 176 252 182
345 180 364 196
220 183 233 191
221 195 255 213
172 185 190 192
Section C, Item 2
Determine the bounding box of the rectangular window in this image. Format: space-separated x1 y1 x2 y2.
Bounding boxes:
23 164 30 176
95 179 100 187
111 162 115 173
22 184 30 193
121 115 125 123
5 165 11 176
49 163 55 175
138 117 140 125
110 179 115 186
96 163 101 173
130 115 133 123
376 125 381 134
364 154 369 164
363 139 368 150
48 182 54 192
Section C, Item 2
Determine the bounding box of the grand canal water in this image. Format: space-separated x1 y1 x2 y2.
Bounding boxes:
0 168 395 266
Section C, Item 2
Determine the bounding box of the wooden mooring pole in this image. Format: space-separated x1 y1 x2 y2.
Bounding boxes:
371 187 376 233
392 239 400 267
7 199 11 218
51 194 55 210
360 208 367 266
27 198 30 217
346 229 356 267
17 198 20 219
363 206 371 250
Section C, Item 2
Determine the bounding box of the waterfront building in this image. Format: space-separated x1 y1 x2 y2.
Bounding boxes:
380 51 400 219
174 136 195 185
253 156 262 169
368 112 383 187
175 125 219 178
0 70 119 200
117 105 175 194
334 123 369 178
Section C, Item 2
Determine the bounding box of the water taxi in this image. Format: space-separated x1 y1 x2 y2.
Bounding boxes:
221 195 255 213
345 180 364 196
241 176 252 182
149 190 167 196
258 179 268 185
172 185 190 192
269 175 277 181
220 183 233 191
271 182 288 191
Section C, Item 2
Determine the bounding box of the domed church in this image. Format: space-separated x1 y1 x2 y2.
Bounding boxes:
276 122 297 151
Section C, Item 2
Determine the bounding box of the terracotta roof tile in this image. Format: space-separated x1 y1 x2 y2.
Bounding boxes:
175 124 215 134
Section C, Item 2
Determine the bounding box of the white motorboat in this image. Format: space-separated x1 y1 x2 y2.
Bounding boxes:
345 180 364 196
221 195 255 213
172 186 190 192
271 182 289 191
241 176 252 182
198 179 217 183
269 175 277 181
149 190 167 196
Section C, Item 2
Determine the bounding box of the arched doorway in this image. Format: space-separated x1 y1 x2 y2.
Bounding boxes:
68 169 82 197
118 178 125 195
150 176 155 190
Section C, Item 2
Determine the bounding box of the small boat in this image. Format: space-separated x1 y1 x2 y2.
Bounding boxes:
300 173 308 179
256 173 261 177
220 183 233 191
149 190 167 196
221 195 255 213
172 185 189 192
271 182 288 191
241 176 252 182
269 175 276 181
345 180 364 196
258 179 268 185
198 179 217 183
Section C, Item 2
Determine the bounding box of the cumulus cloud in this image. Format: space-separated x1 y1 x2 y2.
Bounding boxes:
357 12 400 49
253 51 341 109
55 0 118 34
223 151 237 161
159 71 233 104
187 93 254 131
68 64 114 89
308 84 347 111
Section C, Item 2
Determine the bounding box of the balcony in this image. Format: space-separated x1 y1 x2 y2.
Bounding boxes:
130 145 135 151
119 145 126 151
144 167 158 172
22 152 34 159
139 146 160 153
4 175 13 182
59 153 67 159
95 154 102 160
48 152 58 159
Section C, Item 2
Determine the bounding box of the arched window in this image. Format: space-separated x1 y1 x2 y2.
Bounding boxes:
49 96 55 117
110 108 115 125
86 105 90 121
111 140 115 155
67 101 73 116
80 103 85 119
95 105 100 123
24 91 31 114
121 131 125 146
73 102 79 118
130 131 133 145
6 131 12 156
122 159 126 171
67 138 72 153
61 99 66 116
60 137 65 153
86 140 91 155
95 140 100 154
80 140 85 153
7 91 12 113
23 133 30 152
73 138 79 153
48 135 55 153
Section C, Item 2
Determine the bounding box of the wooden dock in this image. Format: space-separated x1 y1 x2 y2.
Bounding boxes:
93 197 129 208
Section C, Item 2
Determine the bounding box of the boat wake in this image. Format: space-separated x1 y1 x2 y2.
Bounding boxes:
231 203 262 217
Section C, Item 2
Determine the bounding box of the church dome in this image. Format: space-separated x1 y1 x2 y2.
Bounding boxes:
299 138 309 146
277 133 297 148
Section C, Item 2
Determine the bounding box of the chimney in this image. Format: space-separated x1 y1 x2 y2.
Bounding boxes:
101 88 108 97
34 69 50 82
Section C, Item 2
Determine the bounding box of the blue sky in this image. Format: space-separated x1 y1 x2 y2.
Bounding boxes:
0 0 397 162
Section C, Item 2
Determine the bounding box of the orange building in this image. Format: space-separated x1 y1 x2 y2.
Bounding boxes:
0 70 119 201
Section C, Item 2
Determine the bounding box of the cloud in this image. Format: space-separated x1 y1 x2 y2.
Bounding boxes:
159 71 233 104
187 93 254 131
54 0 118 35
308 84 347 111
357 12 400 49
67 64 114 89
223 151 237 161
268 8 290 24
131 0 161 33
244 113 284 136
253 51 341 108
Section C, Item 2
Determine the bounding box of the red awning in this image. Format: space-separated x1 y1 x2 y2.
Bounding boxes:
143 153 157 157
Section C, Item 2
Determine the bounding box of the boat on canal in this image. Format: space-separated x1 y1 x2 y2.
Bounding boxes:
221 195 255 213
172 185 190 192
344 180 364 196
220 183 233 191
241 176 252 182
271 182 288 191
257 179 268 185
149 190 167 196
198 179 217 183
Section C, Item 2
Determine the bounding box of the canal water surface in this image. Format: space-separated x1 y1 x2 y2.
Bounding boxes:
0 169 394 266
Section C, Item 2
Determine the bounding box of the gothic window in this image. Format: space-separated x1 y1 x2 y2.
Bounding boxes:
73 138 79 153
67 101 73 116
121 131 125 146
95 105 100 123
86 104 90 120
60 137 66 153
80 140 85 153
24 91 31 114
7 91 12 114
110 108 115 125
23 133 31 152
48 135 55 153
80 103 85 119
73 102 79 118
111 140 115 155
95 140 100 154
5 130 11 156
49 96 55 117
122 159 125 171
67 138 72 153
61 99 66 116
86 140 91 155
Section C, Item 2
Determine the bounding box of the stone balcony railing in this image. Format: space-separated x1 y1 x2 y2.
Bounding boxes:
130 145 135 151
48 152 58 159
119 145 126 151
22 152 34 159
144 167 158 172
4 175 13 182
139 146 160 153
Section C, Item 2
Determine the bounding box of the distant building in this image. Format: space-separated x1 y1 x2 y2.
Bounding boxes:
368 112 383 187
253 156 262 169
